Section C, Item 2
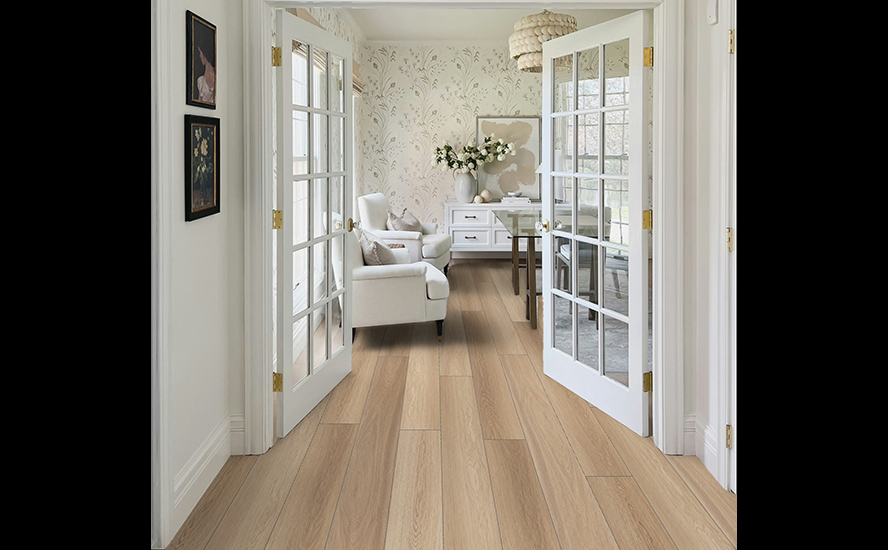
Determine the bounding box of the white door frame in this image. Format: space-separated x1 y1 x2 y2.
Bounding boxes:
242 0 687 456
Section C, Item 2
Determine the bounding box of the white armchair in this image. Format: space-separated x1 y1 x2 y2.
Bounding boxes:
357 193 452 274
332 229 450 340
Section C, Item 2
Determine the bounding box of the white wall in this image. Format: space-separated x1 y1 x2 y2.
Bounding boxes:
162 0 245 538
683 0 734 478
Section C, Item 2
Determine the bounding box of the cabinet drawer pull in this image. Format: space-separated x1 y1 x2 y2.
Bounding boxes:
464 215 476 219
465 235 477 239
507 235 512 239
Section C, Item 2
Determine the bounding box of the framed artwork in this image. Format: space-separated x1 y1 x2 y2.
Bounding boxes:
185 115 220 221
186 11 217 109
476 116 541 200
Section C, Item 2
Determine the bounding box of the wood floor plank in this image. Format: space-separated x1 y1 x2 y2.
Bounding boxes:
439 290 471 376
322 349 380 424
166 455 258 550
265 423 359 550
488 263 529 323
485 440 560 550
401 322 441 430
462 311 524 440
326 356 409 550
667 456 737 548
353 324 387 353
593 407 735 550
476 282 527 355
470 261 493 283
499 354 619 550
204 395 330 550
587 476 678 550
379 323 414 356
440 376 502 550
385 431 444 550
451 264 482 311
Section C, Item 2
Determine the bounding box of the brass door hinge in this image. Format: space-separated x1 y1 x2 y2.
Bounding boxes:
273 372 283 392
643 47 654 67
642 209 653 230
726 425 733 449
729 30 735 54
643 371 652 392
726 227 734 251
272 46 282 67
273 210 283 230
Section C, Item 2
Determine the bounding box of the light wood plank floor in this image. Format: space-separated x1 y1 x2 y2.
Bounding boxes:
167 261 737 550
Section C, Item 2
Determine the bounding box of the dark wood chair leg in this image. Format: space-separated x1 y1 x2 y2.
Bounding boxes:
352 327 356 343
436 319 443 341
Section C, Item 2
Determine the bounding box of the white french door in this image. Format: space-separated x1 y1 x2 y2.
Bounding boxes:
541 11 652 437
275 11 353 439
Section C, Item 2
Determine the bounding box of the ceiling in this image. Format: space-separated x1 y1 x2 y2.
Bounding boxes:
343 7 637 44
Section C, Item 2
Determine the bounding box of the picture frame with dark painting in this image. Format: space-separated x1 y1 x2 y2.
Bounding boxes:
185 115 220 221
186 11 217 109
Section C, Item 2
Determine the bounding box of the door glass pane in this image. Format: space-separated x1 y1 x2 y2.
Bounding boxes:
604 248 629 315
312 241 327 306
291 40 308 107
604 179 627 246
577 113 599 174
312 307 327 371
577 178 599 239
292 316 309 386
552 293 573 359
314 178 328 237
331 55 345 113
330 176 344 226
331 296 344 359
603 316 629 388
577 47 600 110
553 116 573 173
576 241 598 305
313 113 328 173
312 47 328 110
331 115 344 173
554 238 571 294
553 176 572 229
293 179 309 244
293 111 308 176
553 54 574 112
604 111 629 175
604 39 630 107
577 303 600 372
293 247 308 316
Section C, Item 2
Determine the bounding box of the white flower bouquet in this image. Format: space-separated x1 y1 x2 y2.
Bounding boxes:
433 135 516 176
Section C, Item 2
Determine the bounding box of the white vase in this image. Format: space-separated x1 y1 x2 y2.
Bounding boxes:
454 171 477 203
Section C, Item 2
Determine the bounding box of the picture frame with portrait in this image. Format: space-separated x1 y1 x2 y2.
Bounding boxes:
476 116 541 200
186 11 217 109
185 115 220 221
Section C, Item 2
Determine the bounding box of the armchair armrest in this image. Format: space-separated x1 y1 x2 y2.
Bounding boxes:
421 222 438 235
352 262 427 281
369 229 423 241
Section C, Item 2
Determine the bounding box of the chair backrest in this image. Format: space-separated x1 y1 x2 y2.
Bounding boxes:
357 193 391 232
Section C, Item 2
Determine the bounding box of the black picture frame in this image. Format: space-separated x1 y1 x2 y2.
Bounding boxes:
186 10 217 109
185 115 220 221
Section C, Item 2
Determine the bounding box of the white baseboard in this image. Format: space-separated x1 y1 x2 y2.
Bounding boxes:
686 413 720 478
171 417 232 535
229 414 246 455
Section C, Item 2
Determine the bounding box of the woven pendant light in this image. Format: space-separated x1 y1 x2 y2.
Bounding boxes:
508 10 577 72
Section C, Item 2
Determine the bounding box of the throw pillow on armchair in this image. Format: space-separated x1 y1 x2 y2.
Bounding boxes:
385 208 423 232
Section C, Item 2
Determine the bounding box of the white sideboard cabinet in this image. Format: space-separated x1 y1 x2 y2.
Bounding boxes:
445 201 542 257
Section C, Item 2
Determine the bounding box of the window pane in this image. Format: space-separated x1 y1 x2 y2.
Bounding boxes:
553 54 574 112
577 46 600 110
313 113 328 174
577 178 599 239
292 247 308 316
603 316 629 388
604 179 629 245
577 113 599 174
313 178 328 237
293 111 308 176
554 238 571 294
331 115 344 173
291 40 308 107
313 241 328 307
553 116 573 172
576 241 598 305
604 39 629 107
577 303 600 373
293 179 309 245
604 110 629 175
312 47 328 110
292 316 309 386
603 248 629 316
331 55 345 113
312 308 327 371
552 293 573 359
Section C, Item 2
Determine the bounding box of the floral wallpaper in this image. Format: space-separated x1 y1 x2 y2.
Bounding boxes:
358 44 541 229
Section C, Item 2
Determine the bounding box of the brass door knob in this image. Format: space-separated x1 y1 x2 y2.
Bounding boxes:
536 219 551 233
347 218 356 232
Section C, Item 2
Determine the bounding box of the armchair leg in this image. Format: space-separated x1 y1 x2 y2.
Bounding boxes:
436 320 443 341
352 327 356 343
443 263 449 275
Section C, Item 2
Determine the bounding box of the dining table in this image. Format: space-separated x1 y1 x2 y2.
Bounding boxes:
493 206 599 329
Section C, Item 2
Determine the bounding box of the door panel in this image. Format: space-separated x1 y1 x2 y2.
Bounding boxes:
276 11 353 439
541 11 651 436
